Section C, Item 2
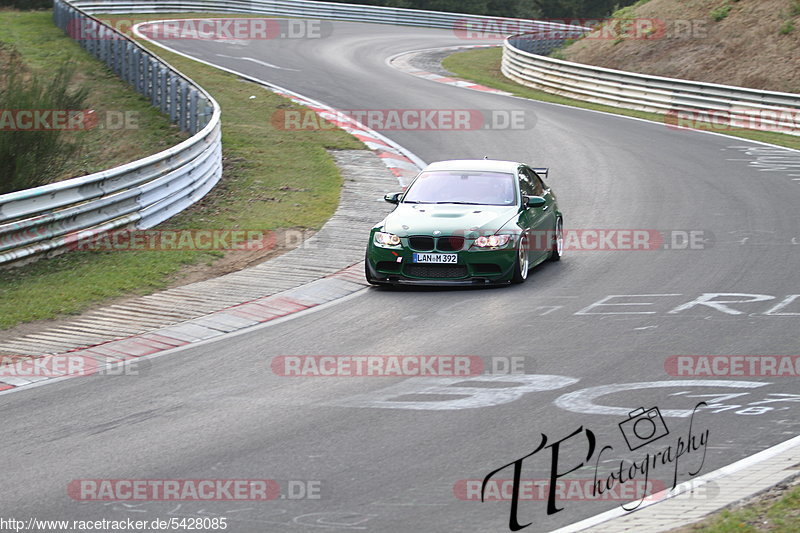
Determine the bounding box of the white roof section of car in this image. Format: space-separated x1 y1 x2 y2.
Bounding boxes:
422 159 522 174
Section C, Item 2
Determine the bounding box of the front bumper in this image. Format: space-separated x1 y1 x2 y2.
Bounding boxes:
366 244 516 285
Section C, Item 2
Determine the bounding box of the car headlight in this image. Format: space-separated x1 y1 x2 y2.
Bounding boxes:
474 234 512 248
374 231 401 247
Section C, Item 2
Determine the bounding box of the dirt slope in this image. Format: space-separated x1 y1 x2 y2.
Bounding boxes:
562 0 800 94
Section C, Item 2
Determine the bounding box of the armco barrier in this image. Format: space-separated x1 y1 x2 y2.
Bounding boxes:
503 33 800 135
0 0 222 266
1 0 581 267
68 0 579 34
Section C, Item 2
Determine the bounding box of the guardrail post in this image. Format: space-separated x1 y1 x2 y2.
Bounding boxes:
146 57 156 105
143 55 151 100
82 19 100 57
159 67 168 113
200 98 213 131
119 40 127 80
189 89 199 134
169 74 178 123
131 47 141 91
179 81 189 132
127 43 135 86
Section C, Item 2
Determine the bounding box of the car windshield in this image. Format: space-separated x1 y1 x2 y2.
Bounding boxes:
402 170 517 206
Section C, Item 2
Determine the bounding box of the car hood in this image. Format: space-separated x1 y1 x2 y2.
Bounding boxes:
382 203 519 236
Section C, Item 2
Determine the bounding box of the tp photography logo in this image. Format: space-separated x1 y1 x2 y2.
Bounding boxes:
478 402 710 531
618 406 669 451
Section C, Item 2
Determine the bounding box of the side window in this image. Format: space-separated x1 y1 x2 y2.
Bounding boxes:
518 168 535 196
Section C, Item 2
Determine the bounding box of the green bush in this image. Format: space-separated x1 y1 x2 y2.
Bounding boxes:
780 19 795 34
0 44 89 194
711 4 732 21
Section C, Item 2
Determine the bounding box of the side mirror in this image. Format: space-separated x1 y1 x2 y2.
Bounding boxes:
525 195 546 208
384 192 403 204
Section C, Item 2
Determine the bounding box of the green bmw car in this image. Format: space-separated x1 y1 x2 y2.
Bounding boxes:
365 159 563 286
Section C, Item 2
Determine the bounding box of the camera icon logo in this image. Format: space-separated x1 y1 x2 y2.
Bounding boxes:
619 406 669 451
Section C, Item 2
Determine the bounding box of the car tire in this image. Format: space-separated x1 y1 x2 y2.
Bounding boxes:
549 217 564 262
511 234 529 284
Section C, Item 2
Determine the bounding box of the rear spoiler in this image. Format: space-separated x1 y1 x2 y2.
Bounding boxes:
533 167 549 180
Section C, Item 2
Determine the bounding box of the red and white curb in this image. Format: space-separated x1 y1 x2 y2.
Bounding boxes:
387 45 512 96
0 263 369 393
268 88 421 186
0 21 429 392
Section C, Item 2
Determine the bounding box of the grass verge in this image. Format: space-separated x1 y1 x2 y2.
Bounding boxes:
0 11 362 331
441 47 800 151
672 480 800 532
0 10 188 184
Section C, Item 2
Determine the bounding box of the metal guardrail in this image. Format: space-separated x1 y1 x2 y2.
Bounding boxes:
69 0 579 34
1 0 580 267
0 0 222 266
504 33 800 135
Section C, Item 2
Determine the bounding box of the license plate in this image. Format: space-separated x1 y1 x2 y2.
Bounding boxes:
412 253 457 263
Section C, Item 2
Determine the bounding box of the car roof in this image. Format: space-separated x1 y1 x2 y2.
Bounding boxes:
422 159 522 174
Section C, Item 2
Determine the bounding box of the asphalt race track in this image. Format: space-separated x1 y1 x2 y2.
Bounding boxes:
2 20 799 533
